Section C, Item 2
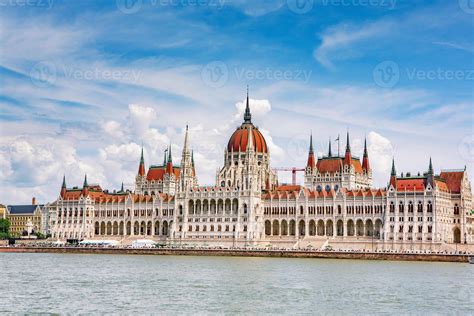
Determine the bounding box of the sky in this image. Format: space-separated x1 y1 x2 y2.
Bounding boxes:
0 0 473 205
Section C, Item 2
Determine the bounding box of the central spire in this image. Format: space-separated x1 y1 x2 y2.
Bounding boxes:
244 85 252 123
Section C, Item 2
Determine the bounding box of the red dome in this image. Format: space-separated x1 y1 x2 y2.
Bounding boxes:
227 124 268 153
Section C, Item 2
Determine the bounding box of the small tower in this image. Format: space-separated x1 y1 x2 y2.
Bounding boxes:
328 138 332 157
244 86 252 124
166 145 174 175
362 137 371 172
138 146 145 176
390 158 397 187
344 131 352 167
135 146 147 194
180 125 197 191
60 175 67 198
427 157 434 187
307 132 316 170
82 174 89 196
305 133 318 189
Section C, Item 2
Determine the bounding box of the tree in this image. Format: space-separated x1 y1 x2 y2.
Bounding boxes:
0 218 11 240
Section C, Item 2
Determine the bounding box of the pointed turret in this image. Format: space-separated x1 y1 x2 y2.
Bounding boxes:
307 132 316 169
390 158 397 187
166 145 174 174
120 182 124 192
345 131 351 152
328 138 332 157
183 125 190 155
82 174 89 196
427 157 434 187
138 146 145 176
362 137 371 172
244 86 252 124
60 175 67 198
344 131 352 166
192 149 196 177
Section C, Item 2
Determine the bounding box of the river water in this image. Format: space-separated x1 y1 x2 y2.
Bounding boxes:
0 253 472 314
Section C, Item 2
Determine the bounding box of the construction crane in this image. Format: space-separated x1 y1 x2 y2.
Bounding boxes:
273 167 305 185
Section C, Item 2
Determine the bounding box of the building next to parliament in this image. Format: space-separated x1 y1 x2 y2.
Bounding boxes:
46 92 474 250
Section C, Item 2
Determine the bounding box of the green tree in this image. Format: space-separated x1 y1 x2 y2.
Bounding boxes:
0 218 11 240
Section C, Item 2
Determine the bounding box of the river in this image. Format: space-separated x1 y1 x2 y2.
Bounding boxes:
1 253 472 314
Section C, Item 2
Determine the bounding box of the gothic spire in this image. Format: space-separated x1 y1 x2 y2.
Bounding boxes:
168 145 173 163
391 158 396 176
61 174 66 189
428 157 433 175
83 174 88 188
328 138 332 157
363 137 368 157
120 182 124 192
138 145 145 176
362 137 370 172
307 132 316 169
345 130 351 153
244 86 252 123
183 124 189 154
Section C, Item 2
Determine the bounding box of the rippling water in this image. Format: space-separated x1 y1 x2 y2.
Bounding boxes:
1 253 473 314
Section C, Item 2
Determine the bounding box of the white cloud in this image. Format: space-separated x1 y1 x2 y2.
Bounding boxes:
367 131 394 186
314 20 394 68
103 120 124 139
0 135 103 204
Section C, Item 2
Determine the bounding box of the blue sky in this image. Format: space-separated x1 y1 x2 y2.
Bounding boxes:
0 0 473 204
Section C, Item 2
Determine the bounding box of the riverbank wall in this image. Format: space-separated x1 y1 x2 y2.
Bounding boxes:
0 247 470 263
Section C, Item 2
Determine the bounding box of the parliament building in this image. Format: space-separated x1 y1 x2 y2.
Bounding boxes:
47 92 474 250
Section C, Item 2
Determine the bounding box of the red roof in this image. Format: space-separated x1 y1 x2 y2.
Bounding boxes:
316 157 364 174
439 171 464 193
434 180 449 192
396 178 425 192
146 166 181 181
277 185 302 191
227 124 267 153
